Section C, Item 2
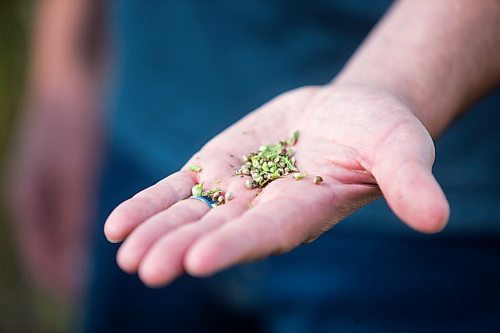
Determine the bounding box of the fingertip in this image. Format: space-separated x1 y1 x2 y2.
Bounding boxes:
138 264 168 288
138 254 182 288
394 174 450 234
184 241 221 278
409 194 450 234
104 221 124 243
104 203 139 243
377 158 451 234
103 206 130 243
116 246 139 274
107 237 123 244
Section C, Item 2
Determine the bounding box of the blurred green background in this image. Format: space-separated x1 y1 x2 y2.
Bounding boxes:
0 1 68 332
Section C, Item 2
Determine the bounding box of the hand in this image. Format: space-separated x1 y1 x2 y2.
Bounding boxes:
4 66 102 302
104 84 449 287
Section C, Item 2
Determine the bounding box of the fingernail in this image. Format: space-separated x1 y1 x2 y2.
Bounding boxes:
105 236 122 244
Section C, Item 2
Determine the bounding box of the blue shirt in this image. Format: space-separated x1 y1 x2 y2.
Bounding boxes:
105 0 500 235
84 3 500 331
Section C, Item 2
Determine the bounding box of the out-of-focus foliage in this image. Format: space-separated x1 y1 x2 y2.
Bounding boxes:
0 1 69 332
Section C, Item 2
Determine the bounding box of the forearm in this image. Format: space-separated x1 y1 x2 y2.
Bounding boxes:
335 0 500 137
30 0 103 87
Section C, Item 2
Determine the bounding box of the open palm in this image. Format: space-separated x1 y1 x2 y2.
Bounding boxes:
104 84 449 287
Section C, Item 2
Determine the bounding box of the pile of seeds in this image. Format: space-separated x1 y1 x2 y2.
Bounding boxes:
235 131 305 189
189 130 323 207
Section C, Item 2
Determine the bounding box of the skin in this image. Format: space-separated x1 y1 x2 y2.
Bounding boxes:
106 84 447 287
5 0 102 302
104 1 500 287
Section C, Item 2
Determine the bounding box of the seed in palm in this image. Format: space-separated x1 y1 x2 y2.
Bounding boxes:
235 131 304 189
313 176 323 184
191 183 227 207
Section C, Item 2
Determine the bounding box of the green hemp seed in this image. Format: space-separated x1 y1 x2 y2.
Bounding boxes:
235 131 304 189
189 131 316 208
189 165 202 172
293 172 306 180
191 182 227 206
192 183 204 197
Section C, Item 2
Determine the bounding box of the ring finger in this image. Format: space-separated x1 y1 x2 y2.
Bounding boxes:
116 198 211 273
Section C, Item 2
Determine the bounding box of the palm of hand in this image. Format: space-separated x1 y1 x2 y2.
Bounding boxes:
104 84 449 287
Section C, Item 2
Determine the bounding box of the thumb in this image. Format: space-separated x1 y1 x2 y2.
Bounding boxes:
371 126 450 233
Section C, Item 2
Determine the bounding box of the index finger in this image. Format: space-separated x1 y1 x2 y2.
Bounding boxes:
104 170 195 243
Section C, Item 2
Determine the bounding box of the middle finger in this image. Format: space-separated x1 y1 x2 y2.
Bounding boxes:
116 198 210 273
